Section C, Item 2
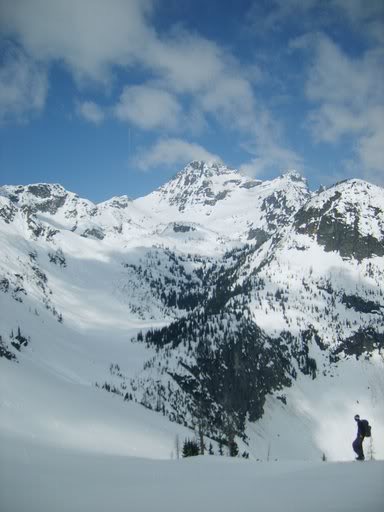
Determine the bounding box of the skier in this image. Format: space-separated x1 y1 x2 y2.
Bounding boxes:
352 414 368 461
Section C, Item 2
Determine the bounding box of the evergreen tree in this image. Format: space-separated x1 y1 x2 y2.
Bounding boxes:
229 440 239 457
182 438 199 457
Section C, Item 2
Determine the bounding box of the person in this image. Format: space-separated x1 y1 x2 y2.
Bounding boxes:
352 414 366 461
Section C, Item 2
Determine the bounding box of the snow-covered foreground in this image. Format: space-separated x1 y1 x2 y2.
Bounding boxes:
2 352 383 511
1 434 383 512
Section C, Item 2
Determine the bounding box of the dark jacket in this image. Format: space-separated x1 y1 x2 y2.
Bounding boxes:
356 419 367 438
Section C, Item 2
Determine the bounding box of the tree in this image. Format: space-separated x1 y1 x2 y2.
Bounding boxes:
182 438 199 457
229 439 239 457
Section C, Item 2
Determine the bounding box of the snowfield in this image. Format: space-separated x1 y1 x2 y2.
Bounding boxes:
1 435 383 512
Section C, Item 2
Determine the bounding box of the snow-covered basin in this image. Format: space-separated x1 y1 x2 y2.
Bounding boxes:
0 434 383 512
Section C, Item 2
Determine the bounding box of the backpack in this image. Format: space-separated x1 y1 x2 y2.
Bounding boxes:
361 419 372 437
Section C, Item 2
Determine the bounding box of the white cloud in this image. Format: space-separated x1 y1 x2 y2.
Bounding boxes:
200 76 255 131
239 106 303 177
114 85 182 131
297 34 384 182
357 109 384 183
247 0 384 43
146 30 226 94
246 0 320 34
0 45 48 123
308 104 366 143
135 138 221 171
77 101 105 124
0 0 155 83
0 0 231 94
240 137 303 178
331 0 384 43
304 38 383 109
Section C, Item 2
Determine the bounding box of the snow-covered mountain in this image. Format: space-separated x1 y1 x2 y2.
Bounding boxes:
136 160 311 243
1 161 383 462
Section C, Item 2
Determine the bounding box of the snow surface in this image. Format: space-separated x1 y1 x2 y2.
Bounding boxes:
1 434 383 512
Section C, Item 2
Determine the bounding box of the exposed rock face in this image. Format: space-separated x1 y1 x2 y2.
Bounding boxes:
172 224 195 233
81 227 105 240
157 161 239 211
1 183 97 226
333 327 384 359
0 199 17 224
294 180 384 260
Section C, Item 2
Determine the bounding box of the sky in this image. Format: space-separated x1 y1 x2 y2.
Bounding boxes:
0 0 383 202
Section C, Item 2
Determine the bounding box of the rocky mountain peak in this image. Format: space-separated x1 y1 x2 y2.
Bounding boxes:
178 160 232 178
294 178 384 260
155 160 264 212
98 195 132 210
154 160 240 211
1 183 71 215
280 169 307 183
3 182 66 201
0 183 97 231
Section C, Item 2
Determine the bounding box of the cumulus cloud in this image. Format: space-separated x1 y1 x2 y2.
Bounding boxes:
0 0 227 93
240 113 303 177
235 102 303 178
77 101 105 124
114 85 182 131
0 45 48 123
0 0 155 83
147 30 225 94
246 0 320 34
200 76 256 131
294 33 384 182
304 37 383 109
247 0 384 43
240 147 302 178
331 0 384 43
135 138 222 171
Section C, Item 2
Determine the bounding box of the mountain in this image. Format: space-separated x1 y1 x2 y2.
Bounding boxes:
136 160 311 243
0 161 383 461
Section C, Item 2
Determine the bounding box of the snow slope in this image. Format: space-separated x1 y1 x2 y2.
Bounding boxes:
1 434 383 512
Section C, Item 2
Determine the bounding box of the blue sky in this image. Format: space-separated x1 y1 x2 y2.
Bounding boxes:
0 0 383 202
